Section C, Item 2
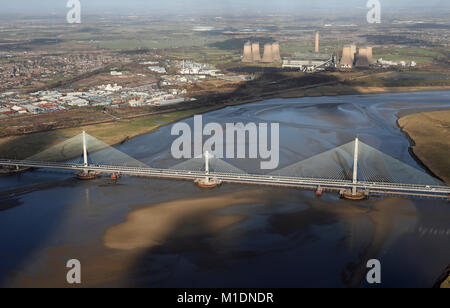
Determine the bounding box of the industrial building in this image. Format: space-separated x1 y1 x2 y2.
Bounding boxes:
272 42 281 62
355 47 374 68
340 45 374 69
366 46 375 65
282 54 333 72
251 42 262 62
315 32 320 53
262 43 274 63
242 42 253 63
350 45 357 62
281 31 333 72
340 45 356 68
242 41 281 63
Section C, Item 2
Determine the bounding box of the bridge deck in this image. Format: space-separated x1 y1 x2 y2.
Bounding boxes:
1 159 449 200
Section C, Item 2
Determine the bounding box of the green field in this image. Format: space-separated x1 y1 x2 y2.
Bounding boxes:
373 47 450 64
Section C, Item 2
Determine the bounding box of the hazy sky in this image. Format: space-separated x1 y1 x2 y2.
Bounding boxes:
1 0 449 14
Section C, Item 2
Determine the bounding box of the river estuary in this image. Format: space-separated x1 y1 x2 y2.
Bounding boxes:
0 91 449 287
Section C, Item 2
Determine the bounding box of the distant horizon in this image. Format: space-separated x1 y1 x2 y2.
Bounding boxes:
1 0 449 15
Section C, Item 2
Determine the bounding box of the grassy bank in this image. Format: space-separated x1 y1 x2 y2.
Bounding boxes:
398 110 450 184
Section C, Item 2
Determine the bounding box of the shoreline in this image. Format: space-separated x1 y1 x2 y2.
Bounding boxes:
397 110 450 184
1 87 449 165
2 84 450 140
110 86 450 149
396 118 446 183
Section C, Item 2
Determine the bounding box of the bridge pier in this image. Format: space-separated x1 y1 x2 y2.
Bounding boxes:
341 189 367 200
76 170 99 180
194 177 222 188
194 151 222 188
316 186 323 197
111 173 120 181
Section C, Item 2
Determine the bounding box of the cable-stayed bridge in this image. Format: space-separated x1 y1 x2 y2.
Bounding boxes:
0 132 449 200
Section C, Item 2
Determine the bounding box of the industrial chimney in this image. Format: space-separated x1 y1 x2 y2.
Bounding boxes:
272 42 281 62
315 31 320 53
262 43 274 63
252 42 261 62
242 41 253 63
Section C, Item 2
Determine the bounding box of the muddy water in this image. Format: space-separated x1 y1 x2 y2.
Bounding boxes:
0 91 449 287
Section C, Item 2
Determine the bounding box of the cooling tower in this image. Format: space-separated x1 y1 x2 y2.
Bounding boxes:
355 47 370 68
315 31 320 53
272 42 281 62
366 46 375 65
262 43 274 63
252 42 261 62
340 45 354 68
242 41 253 63
350 45 357 62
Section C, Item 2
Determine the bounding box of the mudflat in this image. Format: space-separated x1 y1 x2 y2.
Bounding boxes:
104 190 269 250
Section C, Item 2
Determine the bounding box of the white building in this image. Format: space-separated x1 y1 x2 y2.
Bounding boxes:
67 98 89 107
98 84 123 92
148 66 167 74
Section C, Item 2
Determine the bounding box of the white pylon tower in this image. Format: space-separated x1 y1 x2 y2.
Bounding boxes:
204 151 210 177
352 136 359 195
194 150 220 188
82 131 88 168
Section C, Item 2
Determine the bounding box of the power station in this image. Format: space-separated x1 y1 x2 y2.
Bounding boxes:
242 33 375 72
262 43 274 63
242 41 281 63
339 45 374 69
242 41 253 63
281 31 334 72
315 32 320 53
251 42 262 62
340 45 356 68
366 46 375 65
272 42 281 62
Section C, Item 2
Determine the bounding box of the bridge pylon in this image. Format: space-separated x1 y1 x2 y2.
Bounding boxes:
76 131 99 180
194 151 222 189
83 130 88 168
352 136 359 195
342 137 367 200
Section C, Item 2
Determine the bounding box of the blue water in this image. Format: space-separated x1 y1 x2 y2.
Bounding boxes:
0 91 449 287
